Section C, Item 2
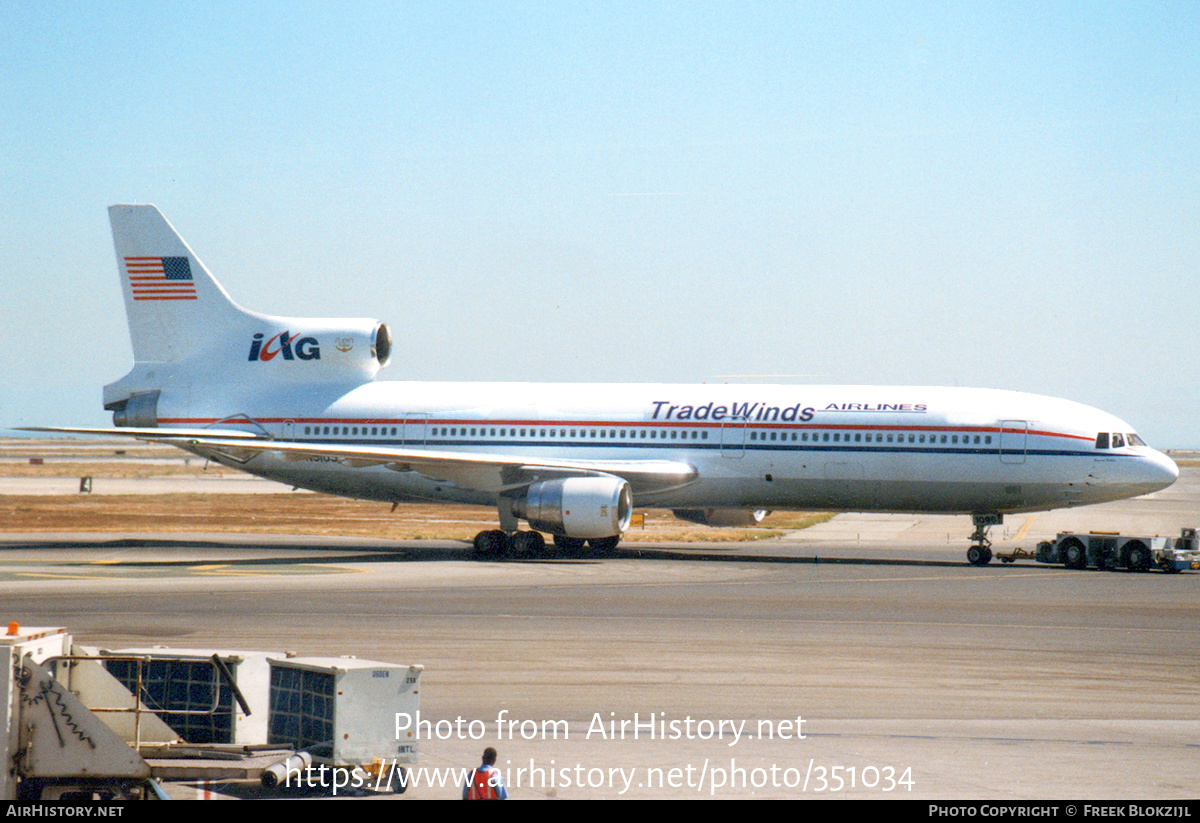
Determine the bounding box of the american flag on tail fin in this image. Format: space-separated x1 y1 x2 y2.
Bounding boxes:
126 256 196 301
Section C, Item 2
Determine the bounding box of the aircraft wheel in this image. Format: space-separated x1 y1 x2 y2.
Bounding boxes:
553 534 587 551
512 530 546 556
966 545 991 566
1062 539 1087 570
1125 542 1151 572
588 535 621 552
473 530 509 558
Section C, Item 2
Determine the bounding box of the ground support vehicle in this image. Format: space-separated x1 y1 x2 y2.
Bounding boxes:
1033 528 1200 572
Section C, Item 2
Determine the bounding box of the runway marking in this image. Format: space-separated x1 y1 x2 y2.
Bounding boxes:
195 570 277 577
0 561 365 582
193 564 362 577
1016 515 1036 541
17 572 114 580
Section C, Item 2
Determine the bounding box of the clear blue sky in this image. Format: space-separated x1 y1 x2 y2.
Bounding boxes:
2 2 1197 445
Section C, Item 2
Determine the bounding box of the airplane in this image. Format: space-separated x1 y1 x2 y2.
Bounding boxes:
26 204 1179 566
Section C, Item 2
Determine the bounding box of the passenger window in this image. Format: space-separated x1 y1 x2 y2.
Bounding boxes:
1095 432 1110 449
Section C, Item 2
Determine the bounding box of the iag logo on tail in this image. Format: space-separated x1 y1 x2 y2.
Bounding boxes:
248 331 321 361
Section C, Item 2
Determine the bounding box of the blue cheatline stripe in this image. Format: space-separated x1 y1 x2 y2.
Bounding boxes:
282 436 1107 460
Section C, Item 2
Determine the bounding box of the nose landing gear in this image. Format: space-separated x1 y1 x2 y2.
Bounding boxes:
966 513 1002 566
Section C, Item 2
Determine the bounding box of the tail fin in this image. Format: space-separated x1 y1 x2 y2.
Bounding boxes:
102 205 390 425
109 204 254 364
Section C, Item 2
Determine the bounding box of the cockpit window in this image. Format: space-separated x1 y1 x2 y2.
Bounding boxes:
1095 432 1110 449
1128 433 1146 446
1111 433 1125 448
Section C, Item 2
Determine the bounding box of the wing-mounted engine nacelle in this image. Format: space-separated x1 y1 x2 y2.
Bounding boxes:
512 477 633 539
672 508 770 527
244 319 392 382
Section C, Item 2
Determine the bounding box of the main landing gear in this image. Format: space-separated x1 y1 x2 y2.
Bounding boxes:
471 529 621 558
966 513 1002 566
472 529 544 557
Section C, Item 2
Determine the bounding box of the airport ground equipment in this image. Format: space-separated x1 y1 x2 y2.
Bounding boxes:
1033 528 1200 572
268 656 423 790
2 625 162 801
5 624 424 796
994 546 1036 564
101 647 276 745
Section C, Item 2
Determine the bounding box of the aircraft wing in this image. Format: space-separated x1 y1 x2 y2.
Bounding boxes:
20 426 265 440
21 428 698 495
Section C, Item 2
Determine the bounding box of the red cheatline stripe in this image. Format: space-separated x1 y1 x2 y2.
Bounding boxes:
151 416 1093 442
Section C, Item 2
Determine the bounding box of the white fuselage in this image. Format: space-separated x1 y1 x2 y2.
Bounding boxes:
171 381 1177 516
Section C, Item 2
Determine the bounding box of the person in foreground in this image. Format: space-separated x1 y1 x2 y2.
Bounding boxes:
464 746 508 800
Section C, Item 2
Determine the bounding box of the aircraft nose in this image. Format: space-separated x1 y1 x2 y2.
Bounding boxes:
1128 448 1176 494
1099 448 1178 500
1142 450 1179 492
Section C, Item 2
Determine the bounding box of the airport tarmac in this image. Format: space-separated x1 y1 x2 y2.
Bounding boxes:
0 471 1197 799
